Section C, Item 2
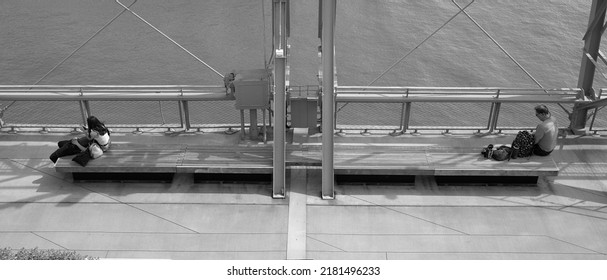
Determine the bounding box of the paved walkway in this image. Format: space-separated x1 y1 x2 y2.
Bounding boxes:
0 129 606 259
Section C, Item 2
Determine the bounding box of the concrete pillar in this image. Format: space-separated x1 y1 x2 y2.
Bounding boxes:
321 0 336 199
272 0 289 198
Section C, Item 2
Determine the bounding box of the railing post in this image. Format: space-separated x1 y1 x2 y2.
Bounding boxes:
178 101 184 129
78 87 90 125
403 102 411 132
181 101 191 130
321 0 336 199
79 101 88 126
491 103 501 132
572 0 606 134
487 102 496 132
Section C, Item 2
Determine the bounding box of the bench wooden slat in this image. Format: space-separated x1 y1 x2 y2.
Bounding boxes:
429 153 559 176
54 144 186 173
55 144 559 179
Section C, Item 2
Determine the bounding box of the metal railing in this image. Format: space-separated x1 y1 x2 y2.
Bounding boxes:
0 85 245 133
334 86 587 134
1 85 604 135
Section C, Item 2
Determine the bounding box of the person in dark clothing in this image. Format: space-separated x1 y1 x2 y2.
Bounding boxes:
49 116 110 163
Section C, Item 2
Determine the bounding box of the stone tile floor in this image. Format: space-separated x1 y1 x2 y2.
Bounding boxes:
0 131 605 260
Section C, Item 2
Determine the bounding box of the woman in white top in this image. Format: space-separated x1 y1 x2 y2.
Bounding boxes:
82 116 111 152
49 116 110 163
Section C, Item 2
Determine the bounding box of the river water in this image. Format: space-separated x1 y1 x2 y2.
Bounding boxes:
0 0 603 129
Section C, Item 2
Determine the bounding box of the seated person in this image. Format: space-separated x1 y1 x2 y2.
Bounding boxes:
532 105 557 156
49 116 110 163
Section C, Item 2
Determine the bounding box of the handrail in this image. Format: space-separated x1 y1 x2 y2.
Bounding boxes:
335 86 584 103
0 85 229 101
0 85 602 134
333 86 589 134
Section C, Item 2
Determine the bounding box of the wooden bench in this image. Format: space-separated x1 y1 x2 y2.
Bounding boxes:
54 144 186 181
54 144 559 184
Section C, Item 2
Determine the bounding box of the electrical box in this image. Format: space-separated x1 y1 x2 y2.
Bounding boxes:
232 69 271 110
289 88 319 131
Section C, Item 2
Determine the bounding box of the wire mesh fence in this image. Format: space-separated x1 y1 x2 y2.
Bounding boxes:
589 106 607 132
335 102 402 130
2 101 83 127
495 102 574 131
0 85 604 136
90 101 181 126
408 102 491 129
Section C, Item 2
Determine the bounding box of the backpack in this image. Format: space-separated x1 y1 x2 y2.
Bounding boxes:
491 145 512 161
511 130 534 158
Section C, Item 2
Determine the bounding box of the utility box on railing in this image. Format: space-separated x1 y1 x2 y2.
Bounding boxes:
289 86 319 131
232 69 271 110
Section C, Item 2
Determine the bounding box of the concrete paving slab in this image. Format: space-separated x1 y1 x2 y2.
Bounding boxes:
106 251 286 260
0 159 119 204
398 206 607 254
307 234 594 254
557 206 607 220
386 252 607 260
307 251 607 260
318 185 552 207
0 203 195 233
35 232 286 253
1 132 607 260
134 204 288 234
77 182 283 205
307 251 388 260
286 169 307 259
307 205 463 235
0 232 65 250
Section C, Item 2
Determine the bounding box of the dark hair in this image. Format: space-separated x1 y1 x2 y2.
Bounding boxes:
86 116 108 135
534 104 550 116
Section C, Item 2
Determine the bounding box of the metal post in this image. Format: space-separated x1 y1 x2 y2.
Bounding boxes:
403 102 412 132
491 103 502 132
272 0 288 199
182 101 191 130
249 109 258 138
321 0 336 199
572 0 606 133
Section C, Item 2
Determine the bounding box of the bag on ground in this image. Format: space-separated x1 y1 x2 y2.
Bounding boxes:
72 151 92 167
491 145 512 161
89 142 104 159
511 130 534 158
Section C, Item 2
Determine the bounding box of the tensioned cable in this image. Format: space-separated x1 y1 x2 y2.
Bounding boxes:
336 0 476 113
0 0 139 118
451 0 570 116
115 0 224 78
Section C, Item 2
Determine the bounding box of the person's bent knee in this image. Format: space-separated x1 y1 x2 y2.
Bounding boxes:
532 144 552 156
49 154 58 163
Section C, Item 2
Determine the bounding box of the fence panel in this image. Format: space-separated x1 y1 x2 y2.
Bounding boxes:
336 102 402 130
408 102 491 130
495 103 574 131
2 100 82 127
90 101 181 127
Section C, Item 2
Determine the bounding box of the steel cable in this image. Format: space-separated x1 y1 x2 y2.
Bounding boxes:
336 0 476 113
115 0 224 78
451 0 570 116
0 0 139 121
